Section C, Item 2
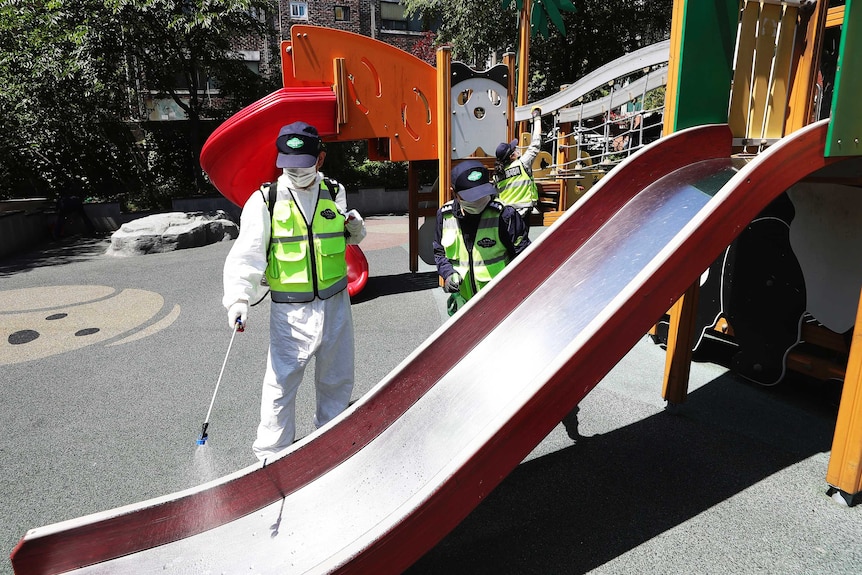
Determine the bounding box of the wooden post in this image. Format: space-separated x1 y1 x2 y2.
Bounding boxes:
503 52 517 144
826 286 862 505
662 283 699 404
436 46 452 207
516 0 531 139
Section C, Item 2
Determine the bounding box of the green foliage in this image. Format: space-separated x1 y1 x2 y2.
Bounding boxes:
0 0 674 208
321 141 408 191
108 0 278 193
408 0 673 102
0 0 277 204
404 0 516 66
0 0 142 197
644 86 666 112
353 160 409 190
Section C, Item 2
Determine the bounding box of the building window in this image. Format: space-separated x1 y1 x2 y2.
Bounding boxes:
334 5 350 21
380 0 423 32
380 0 406 30
290 2 308 20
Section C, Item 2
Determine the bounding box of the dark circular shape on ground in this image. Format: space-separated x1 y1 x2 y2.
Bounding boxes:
46 313 68 320
9 330 40 345
75 328 100 337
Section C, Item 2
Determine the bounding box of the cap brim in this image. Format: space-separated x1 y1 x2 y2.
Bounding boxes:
277 152 318 168
458 182 496 202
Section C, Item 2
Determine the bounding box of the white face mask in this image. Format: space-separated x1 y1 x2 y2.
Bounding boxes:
284 166 318 189
459 196 491 215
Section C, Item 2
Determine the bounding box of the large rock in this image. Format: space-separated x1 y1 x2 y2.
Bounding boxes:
106 211 238 256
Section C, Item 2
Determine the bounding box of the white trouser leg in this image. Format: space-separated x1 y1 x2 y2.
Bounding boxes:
252 302 312 461
252 292 355 461
313 290 355 429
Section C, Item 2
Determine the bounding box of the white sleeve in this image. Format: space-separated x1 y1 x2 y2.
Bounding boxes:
222 190 270 308
329 177 366 245
345 208 366 245
334 180 348 213
519 116 543 171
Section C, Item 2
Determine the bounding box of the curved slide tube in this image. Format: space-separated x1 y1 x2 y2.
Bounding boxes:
346 244 369 298
199 87 337 208
10 120 842 574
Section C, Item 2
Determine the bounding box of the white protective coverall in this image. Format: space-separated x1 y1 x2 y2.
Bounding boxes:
223 169 366 461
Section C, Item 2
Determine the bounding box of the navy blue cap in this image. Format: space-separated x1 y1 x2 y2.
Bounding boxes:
451 160 496 202
275 121 321 168
495 139 518 162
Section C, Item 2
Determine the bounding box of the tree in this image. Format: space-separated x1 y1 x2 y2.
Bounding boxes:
108 0 278 197
0 0 143 198
403 0 516 67
403 0 673 101
0 0 278 206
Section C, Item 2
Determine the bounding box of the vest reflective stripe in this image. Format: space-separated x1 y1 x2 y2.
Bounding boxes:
441 201 510 300
496 161 537 208
265 183 348 303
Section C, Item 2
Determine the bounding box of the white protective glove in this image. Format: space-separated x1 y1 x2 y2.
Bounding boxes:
443 273 462 293
345 209 364 237
227 301 248 330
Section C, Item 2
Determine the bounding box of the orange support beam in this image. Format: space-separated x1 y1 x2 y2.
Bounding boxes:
662 283 699 405
436 46 452 207
826 286 862 505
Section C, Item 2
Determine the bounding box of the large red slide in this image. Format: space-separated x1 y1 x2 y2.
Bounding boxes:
10 120 842 574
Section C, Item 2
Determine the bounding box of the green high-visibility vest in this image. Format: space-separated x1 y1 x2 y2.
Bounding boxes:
265 181 348 303
496 161 537 209
441 200 510 301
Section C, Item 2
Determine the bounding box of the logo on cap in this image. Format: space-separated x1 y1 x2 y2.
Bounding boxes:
286 137 305 149
468 170 483 182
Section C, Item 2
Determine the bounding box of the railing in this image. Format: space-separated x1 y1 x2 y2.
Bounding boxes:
514 41 671 181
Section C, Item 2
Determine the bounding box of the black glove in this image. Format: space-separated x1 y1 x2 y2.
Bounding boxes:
443 273 462 293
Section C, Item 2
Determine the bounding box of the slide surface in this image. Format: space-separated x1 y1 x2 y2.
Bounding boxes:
11 120 841 575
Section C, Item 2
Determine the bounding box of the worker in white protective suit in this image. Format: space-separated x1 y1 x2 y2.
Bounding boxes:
223 121 366 462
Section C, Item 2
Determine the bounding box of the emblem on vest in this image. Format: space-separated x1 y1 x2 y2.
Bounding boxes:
477 238 497 248
320 208 337 219
504 166 521 178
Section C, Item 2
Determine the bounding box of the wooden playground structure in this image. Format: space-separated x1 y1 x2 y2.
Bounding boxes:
9 1 862 573
656 0 861 506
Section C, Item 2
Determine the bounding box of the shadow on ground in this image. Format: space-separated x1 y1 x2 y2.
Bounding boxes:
350 271 439 303
0 236 111 276
406 370 840 574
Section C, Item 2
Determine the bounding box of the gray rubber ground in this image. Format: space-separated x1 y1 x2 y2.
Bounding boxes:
1 215 859 574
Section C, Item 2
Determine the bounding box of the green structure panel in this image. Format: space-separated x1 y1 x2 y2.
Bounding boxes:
672 0 739 131
826 0 862 157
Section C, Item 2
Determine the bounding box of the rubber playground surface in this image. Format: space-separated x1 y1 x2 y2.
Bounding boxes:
1 215 860 574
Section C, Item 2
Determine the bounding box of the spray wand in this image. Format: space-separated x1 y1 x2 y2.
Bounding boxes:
197 319 244 445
